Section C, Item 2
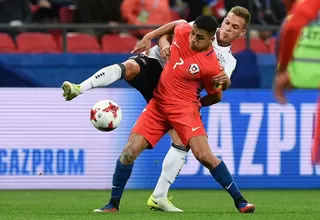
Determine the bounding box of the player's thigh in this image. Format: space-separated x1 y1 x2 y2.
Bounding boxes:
120 132 149 164
168 129 185 147
124 54 151 81
168 108 206 146
188 135 220 169
125 56 163 102
132 99 170 148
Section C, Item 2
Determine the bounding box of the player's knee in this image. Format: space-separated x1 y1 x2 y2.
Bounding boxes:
119 148 136 165
123 60 140 80
194 151 206 162
120 133 148 164
194 151 215 169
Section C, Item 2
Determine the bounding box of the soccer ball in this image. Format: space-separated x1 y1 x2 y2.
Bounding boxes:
90 100 122 132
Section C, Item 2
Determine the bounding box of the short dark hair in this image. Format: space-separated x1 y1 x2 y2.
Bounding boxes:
194 15 218 35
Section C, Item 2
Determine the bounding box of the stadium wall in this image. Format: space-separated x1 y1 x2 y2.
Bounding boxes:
0 51 274 88
0 88 319 189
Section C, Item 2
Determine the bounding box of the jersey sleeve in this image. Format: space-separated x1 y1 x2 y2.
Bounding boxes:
277 0 320 72
223 57 237 78
202 65 222 95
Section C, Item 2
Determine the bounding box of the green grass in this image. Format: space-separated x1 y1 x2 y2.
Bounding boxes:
0 190 319 220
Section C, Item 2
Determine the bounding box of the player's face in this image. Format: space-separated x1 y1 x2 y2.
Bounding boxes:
189 25 213 52
219 12 247 44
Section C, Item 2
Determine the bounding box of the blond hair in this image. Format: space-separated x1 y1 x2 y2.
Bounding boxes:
229 6 251 28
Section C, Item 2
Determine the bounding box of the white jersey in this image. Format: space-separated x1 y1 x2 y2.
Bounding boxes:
148 23 237 78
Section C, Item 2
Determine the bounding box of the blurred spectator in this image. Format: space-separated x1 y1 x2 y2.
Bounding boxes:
205 0 226 22
73 0 123 36
121 0 172 38
30 0 74 22
169 0 176 7
74 0 123 23
182 0 204 21
224 0 286 25
282 0 295 12
0 0 32 38
0 0 32 24
29 0 73 44
225 0 286 42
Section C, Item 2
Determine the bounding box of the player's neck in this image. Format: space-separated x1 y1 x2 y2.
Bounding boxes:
200 44 213 53
216 30 230 47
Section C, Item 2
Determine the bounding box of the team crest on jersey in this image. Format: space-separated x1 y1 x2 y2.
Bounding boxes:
189 64 200 74
217 52 225 65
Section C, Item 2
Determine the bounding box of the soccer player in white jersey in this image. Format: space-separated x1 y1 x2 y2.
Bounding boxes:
62 6 251 212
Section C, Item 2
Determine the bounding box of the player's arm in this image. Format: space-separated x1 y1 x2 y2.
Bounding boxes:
158 34 172 62
157 21 194 61
200 91 222 107
223 78 231 90
158 34 172 48
147 19 187 39
201 69 223 107
277 0 320 73
132 19 187 54
212 71 230 91
213 58 236 90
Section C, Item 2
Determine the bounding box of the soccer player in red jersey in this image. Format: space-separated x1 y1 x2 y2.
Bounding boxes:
274 0 320 164
94 15 255 213
274 0 320 103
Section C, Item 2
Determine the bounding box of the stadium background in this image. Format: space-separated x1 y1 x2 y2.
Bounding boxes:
0 0 319 191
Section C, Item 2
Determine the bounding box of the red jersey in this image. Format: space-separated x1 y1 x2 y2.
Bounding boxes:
153 23 221 108
278 0 320 71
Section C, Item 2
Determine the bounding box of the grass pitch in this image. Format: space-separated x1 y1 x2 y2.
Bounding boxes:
0 190 319 220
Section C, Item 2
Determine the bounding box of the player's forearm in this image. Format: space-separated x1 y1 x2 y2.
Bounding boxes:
158 34 172 49
200 92 222 107
222 78 231 91
146 20 187 40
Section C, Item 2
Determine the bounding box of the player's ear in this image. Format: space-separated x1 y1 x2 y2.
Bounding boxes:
210 36 215 43
239 29 247 37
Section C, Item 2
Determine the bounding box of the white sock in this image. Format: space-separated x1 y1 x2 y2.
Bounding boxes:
152 145 188 199
79 64 124 93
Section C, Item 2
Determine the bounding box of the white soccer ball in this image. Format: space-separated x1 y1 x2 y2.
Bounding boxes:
90 100 122 132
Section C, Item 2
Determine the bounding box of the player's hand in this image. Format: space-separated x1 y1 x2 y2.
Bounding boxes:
212 67 228 84
160 46 171 62
273 71 292 104
131 34 152 55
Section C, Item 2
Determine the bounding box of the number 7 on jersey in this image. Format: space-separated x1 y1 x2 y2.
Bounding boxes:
173 58 184 69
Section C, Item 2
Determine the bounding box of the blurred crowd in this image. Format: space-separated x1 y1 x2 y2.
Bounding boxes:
0 0 287 40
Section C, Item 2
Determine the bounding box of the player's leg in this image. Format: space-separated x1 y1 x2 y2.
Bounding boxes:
148 129 187 211
171 110 255 213
61 58 141 101
94 99 169 212
150 111 206 209
188 135 255 213
93 133 149 213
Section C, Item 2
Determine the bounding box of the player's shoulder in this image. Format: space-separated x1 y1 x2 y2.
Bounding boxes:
228 51 237 65
220 45 237 65
201 49 221 72
175 21 192 33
